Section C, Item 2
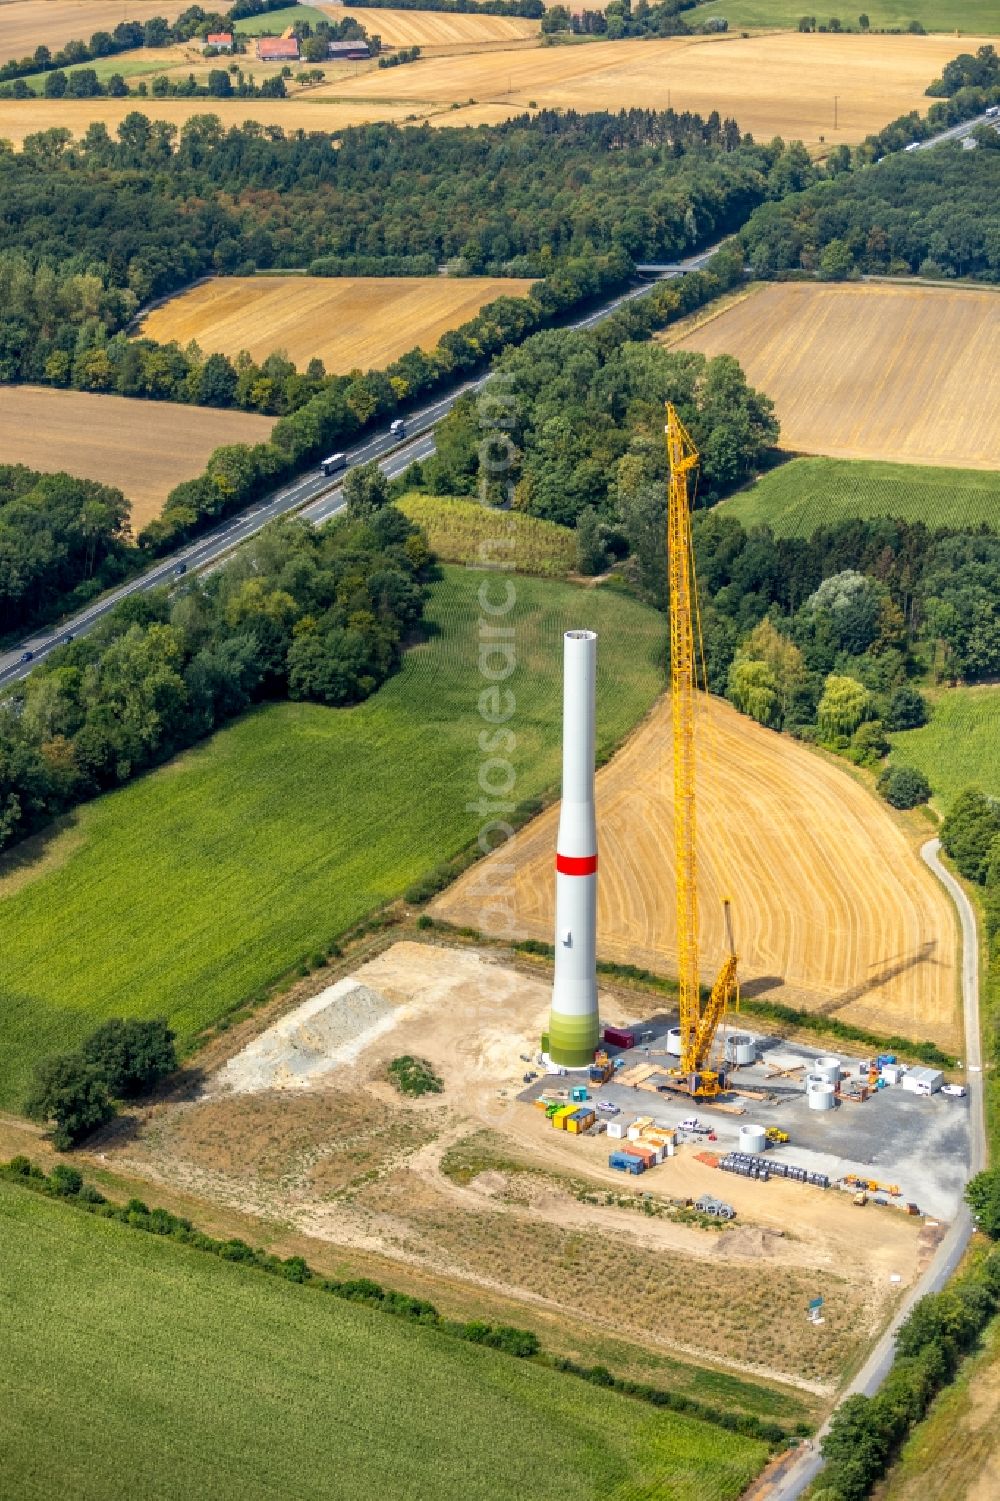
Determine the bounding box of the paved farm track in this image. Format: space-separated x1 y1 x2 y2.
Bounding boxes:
433 695 961 1048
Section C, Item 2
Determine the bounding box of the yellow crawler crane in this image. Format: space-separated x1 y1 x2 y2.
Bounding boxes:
665 402 740 1098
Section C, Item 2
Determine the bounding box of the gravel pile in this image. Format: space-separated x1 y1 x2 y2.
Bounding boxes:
215 978 397 1094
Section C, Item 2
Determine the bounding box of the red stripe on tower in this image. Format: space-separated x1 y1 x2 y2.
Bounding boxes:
556 853 598 876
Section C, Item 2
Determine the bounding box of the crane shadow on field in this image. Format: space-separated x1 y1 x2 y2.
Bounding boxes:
740 975 785 1000
812 941 938 1019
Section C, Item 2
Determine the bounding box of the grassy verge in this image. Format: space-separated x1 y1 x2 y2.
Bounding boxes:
0 566 664 1111
0 1173 769 1501
890 686 1000 807
397 492 576 576
719 456 1000 538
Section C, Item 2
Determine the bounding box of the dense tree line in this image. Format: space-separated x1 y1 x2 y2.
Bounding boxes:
682 513 1000 770
0 465 135 634
926 44 1000 98
1 64 291 103
0 106 777 299
0 496 430 855
417 311 777 526
819 1244 1000 1499
542 0 724 39
941 788 1000 963
741 146 1000 281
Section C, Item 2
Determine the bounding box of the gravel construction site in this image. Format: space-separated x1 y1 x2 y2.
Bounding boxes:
519 1023 969 1222
107 939 952 1395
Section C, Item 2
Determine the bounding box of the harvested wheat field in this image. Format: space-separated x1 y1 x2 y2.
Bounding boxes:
433 696 960 1048
0 386 273 529
317 4 540 49
139 275 537 369
0 0 191 64
675 283 1000 469
0 95 422 149
325 32 991 147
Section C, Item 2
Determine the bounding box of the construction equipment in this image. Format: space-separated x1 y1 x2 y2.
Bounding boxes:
589 1053 614 1085
845 1174 900 1196
765 1127 789 1144
665 403 740 1097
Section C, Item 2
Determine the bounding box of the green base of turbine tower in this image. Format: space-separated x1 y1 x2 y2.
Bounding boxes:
548 1010 600 1068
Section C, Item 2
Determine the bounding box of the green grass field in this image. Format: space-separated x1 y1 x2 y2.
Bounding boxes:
720 457 1000 538
695 0 999 31
0 567 664 1110
234 4 331 34
0 1180 766 1501
399 493 576 576
13 53 173 94
890 686 1000 806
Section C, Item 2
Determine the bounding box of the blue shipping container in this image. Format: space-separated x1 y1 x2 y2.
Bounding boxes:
609 1152 645 1174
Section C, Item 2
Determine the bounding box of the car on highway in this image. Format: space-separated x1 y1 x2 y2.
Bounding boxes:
319 451 347 477
19 650 33 663
176 563 187 576
390 418 406 438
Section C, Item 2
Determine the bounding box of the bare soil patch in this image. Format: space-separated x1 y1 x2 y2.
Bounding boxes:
107 940 924 1393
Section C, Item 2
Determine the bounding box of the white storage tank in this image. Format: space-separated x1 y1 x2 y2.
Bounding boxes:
726 1034 756 1066
805 1073 826 1089
666 1027 683 1057
814 1056 841 1085
808 1082 837 1111
739 1123 767 1154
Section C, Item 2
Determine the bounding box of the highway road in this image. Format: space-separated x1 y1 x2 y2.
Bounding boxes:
915 107 999 151
0 246 718 692
767 837 985 1500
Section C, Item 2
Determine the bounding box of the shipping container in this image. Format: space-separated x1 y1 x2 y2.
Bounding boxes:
552 1105 577 1129
609 1151 645 1174
566 1108 596 1135
603 1026 636 1050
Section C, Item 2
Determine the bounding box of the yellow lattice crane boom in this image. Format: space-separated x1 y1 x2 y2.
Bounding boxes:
665 403 740 1097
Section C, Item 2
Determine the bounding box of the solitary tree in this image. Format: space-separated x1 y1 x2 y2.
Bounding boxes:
24 1055 115 1150
966 1167 1000 1239
877 764 931 809
344 460 391 519
817 674 872 737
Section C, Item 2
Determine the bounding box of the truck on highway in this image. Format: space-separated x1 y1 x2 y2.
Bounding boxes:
319 452 347 477
390 418 406 437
